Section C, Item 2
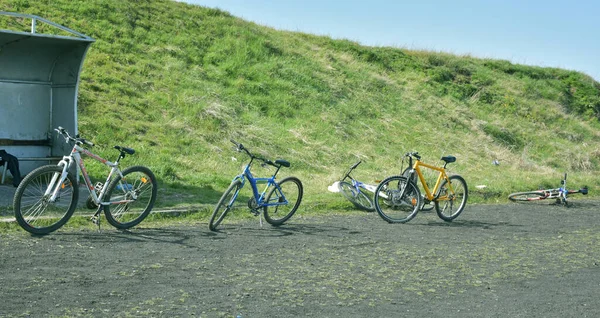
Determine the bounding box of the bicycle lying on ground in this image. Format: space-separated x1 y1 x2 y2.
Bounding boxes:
13 127 158 235
336 161 376 211
374 152 468 223
508 173 588 206
209 140 303 231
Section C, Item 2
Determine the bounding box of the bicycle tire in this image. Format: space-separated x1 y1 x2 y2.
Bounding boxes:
373 175 421 223
338 181 375 211
264 177 303 226
104 166 158 229
435 175 468 222
508 191 546 202
13 165 79 235
209 180 242 231
421 202 435 212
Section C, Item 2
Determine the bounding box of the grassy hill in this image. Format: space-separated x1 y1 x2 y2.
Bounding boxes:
2 0 600 213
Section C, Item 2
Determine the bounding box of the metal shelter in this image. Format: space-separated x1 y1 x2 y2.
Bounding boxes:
0 11 94 176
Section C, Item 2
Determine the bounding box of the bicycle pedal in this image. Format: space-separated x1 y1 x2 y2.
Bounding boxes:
250 209 260 216
91 215 100 225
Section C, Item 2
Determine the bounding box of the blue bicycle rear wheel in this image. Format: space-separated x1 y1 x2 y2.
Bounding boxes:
264 177 303 226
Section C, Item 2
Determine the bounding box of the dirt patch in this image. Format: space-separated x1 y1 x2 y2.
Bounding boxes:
1 199 599 317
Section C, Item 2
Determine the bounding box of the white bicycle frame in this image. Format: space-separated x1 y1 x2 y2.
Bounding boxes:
361 182 378 194
329 180 385 198
46 143 132 207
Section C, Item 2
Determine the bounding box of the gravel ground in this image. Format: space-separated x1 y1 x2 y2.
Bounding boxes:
0 184 599 317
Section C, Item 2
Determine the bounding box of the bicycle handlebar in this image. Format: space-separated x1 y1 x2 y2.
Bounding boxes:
230 139 278 168
341 160 362 181
405 152 421 160
56 126 95 147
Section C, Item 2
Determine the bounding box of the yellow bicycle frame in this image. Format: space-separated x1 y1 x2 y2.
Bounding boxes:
412 160 455 202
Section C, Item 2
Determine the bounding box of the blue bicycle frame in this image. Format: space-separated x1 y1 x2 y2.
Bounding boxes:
232 161 290 208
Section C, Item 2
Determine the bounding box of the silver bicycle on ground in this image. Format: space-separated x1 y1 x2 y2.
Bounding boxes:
508 173 588 206
336 161 376 211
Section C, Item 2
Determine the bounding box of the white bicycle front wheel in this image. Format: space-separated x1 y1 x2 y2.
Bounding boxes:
13 165 79 235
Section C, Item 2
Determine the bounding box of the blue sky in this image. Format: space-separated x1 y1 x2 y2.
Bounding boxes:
182 0 599 82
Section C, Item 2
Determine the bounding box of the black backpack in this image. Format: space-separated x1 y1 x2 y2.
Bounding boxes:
0 149 21 187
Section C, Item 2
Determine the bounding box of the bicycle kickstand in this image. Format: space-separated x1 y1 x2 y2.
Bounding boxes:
91 207 103 231
249 207 263 227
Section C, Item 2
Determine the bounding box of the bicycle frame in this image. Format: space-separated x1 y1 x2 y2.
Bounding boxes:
536 188 565 200
404 154 456 203
231 156 289 208
48 143 128 207
411 161 450 201
352 179 378 194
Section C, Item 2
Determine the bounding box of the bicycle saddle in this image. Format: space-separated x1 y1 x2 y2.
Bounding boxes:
114 146 135 155
275 159 290 167
441 156 456 163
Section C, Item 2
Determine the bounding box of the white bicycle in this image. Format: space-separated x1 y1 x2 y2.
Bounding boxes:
331 161 378 211
13 127 158 235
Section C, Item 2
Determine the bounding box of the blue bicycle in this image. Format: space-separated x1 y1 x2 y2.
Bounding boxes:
209 140 304 231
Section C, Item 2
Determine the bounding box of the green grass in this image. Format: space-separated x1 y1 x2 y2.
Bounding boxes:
1 0 600 214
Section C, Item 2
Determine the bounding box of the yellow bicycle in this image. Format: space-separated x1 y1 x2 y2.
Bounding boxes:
374 152 468 223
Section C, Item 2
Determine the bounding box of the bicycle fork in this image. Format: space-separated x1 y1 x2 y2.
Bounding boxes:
45 164 72 203
397 171 418 207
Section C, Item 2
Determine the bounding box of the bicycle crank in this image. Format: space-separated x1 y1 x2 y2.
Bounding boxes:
248 198 260 216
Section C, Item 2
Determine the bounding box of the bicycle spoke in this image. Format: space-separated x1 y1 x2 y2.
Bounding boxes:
264 177 303 226
374 176 421 223
339 181 374 211
13 166 78 235
210 180 242 231
104 166 157 230
435 175 468 221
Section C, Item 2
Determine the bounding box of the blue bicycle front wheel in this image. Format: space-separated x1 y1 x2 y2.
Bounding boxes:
209 180 242 231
